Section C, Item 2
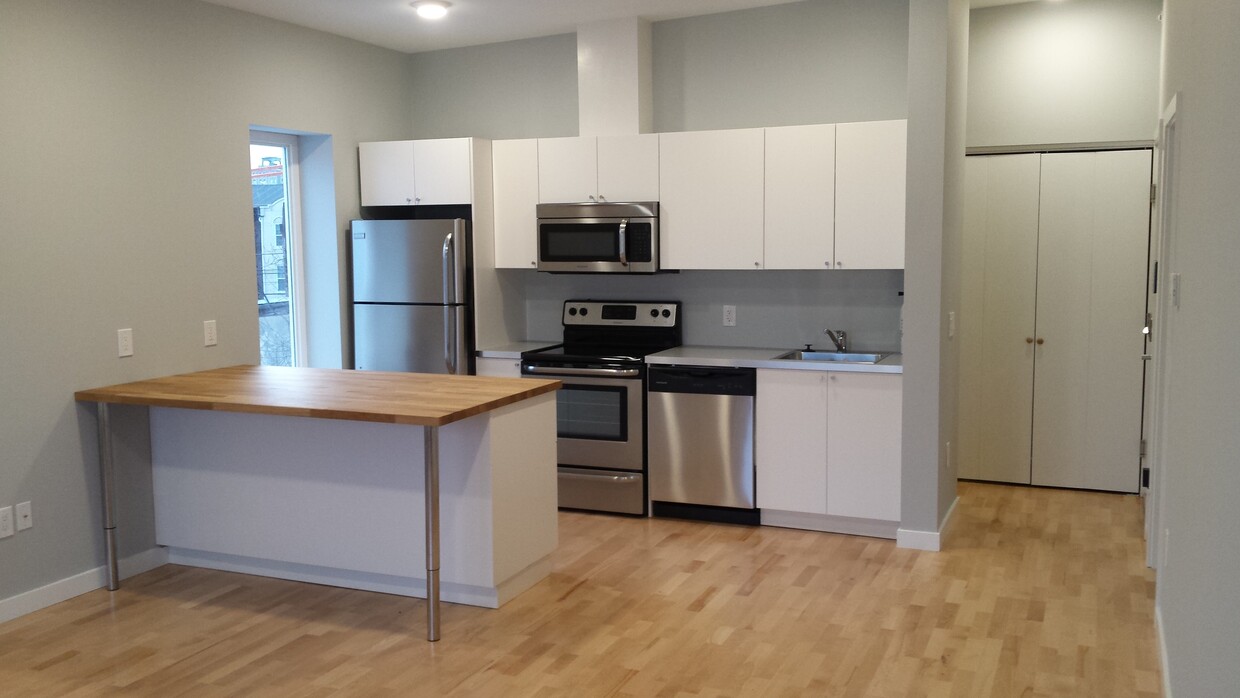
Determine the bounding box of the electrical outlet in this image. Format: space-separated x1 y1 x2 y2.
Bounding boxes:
117 328 134 357
15 501 31 531
204 320 218 347
0 507 13 539
723 305 737 327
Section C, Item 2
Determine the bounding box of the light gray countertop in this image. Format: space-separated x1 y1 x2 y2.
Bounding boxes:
645 345 904 374
476 341 560 360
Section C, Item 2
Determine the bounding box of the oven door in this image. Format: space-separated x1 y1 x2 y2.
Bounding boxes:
536 217 658 273
520 365 645 471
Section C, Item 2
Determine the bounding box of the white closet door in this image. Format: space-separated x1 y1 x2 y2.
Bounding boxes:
1032 150 1151 492
959 154 1041 483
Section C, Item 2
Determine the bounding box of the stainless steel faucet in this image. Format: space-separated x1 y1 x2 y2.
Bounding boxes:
824 329 848 353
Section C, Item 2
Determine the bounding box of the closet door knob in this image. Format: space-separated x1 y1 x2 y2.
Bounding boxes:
1036 338 1045 345
1026 337 1034 344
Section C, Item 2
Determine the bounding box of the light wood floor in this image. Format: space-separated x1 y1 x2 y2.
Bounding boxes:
0 482 1160 697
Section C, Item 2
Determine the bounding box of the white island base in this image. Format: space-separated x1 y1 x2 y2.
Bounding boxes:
149 393 557 608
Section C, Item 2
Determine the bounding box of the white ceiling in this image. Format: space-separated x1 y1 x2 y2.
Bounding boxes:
202 0 1037 55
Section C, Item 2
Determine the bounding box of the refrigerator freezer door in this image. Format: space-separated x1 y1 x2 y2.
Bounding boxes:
353 304 469 374
350 219 467 304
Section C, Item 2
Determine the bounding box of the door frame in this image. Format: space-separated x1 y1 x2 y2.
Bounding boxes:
1144 94 1179 569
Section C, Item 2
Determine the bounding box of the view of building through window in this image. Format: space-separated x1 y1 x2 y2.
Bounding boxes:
250 142 296 366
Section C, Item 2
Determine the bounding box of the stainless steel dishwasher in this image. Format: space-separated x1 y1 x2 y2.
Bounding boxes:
648 366 759 525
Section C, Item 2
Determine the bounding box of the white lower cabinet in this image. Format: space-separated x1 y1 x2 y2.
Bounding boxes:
474 357 522 378
756 369 902 534
756 370 828 515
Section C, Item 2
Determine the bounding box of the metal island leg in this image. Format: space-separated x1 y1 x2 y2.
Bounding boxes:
96 402 119 591
424 425 441 642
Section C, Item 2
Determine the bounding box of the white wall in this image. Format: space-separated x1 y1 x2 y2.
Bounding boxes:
968 0 1162 148
1155 1 1240 694
0 0 412 602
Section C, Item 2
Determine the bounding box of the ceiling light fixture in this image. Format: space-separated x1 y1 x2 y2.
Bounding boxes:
411 1 450 20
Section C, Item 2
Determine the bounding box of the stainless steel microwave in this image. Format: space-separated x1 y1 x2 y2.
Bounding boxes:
536 202 659 273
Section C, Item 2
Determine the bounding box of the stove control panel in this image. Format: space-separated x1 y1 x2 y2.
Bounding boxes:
563 300 679 327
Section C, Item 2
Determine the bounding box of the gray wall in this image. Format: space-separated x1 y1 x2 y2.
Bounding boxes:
652 0 910 132
517 271 905 352
968 0 1162 148
1155 0 1240 694
0 0 411 602
406 0 913 349
900 0 965 537
408 33 579 139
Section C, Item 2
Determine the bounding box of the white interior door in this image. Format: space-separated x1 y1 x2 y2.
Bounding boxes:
959 154 1041 483
1032 150 1151 492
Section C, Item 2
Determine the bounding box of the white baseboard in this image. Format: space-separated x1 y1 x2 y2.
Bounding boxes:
1157 603 1172 698
760 509 898 539
896 495 959 551
0 547 168 625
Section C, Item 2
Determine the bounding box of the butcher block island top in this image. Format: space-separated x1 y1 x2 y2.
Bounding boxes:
74 364 560 425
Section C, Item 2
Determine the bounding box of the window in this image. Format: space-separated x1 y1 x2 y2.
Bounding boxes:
250 131 304 367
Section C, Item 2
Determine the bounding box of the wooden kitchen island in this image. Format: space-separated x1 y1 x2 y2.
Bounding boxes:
75 365 560 641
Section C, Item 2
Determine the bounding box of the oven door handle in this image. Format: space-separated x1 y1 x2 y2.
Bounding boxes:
559 471 643 483
523 365 641 378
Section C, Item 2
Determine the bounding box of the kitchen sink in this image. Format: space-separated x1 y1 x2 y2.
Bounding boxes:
777 350 888 363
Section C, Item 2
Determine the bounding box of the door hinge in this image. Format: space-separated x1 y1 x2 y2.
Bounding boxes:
1140 438 1148 456
1151 182 1157 203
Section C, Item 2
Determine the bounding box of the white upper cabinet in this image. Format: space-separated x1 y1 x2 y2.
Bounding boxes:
659 128 765 270
412 138 473 205
538 137 597 203
834 119 907 269
764 124 836 269
538 134 658 203
492 138 540 269
597 134 659 202
359 138 474 206
359 140 415 207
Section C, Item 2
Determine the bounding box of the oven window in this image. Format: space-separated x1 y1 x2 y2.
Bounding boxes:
557 384 627 441
540 224 620 261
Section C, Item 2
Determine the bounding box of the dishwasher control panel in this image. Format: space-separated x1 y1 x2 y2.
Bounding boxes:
647 366 756 396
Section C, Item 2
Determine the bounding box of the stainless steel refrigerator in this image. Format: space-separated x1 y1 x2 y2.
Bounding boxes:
350 219 472 375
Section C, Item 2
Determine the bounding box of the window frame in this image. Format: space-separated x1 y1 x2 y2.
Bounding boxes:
250 129 308 367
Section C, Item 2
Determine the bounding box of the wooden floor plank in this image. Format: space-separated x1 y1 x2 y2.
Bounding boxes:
0 483 1160 696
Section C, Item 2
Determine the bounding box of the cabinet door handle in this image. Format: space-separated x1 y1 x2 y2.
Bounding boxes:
1026 337 1034 344
1036 338 1045 345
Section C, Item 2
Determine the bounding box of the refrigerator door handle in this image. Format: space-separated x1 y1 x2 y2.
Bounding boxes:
441 230 455 306
443 306 457 375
